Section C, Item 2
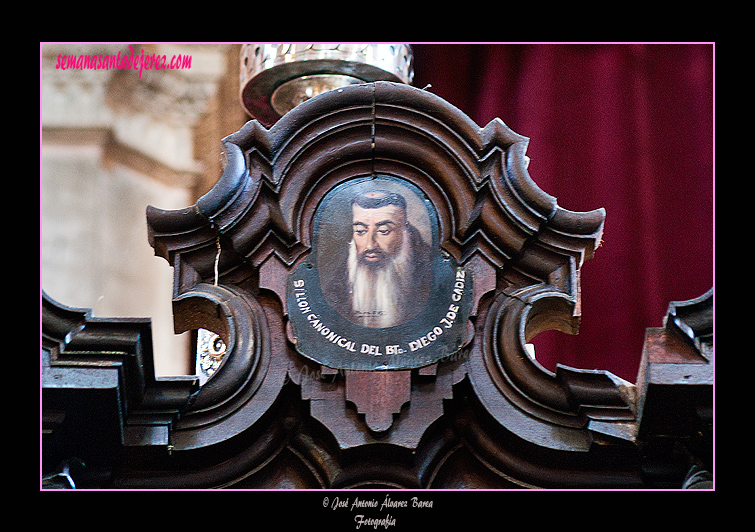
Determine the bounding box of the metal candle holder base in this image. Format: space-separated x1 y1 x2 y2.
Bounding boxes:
240 43 414 126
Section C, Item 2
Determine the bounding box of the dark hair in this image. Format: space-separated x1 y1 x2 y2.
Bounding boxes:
351 190 407 211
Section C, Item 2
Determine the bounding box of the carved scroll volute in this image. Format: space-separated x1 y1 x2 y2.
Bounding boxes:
145 132 292 451
467 284 637 452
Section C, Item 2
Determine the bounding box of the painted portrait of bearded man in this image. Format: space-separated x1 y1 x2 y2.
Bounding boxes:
287 175 471 370
319 181 434 329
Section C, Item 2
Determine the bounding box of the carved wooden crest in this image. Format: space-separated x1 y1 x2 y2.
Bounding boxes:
147 79 623 445
43 79 712 489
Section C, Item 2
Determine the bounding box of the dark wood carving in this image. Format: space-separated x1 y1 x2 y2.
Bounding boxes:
42 81 713 489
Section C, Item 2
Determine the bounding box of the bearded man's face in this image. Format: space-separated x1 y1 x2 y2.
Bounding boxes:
352 204 406 267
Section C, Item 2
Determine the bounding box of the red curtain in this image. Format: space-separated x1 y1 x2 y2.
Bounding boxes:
412 43 714 382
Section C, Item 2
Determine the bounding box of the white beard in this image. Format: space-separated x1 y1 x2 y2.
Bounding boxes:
347 229 413 328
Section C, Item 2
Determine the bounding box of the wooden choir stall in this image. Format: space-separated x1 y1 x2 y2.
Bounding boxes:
42 44 713 491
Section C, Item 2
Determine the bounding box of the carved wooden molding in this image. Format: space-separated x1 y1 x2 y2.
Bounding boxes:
42 293 198 451
42 80 713 489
